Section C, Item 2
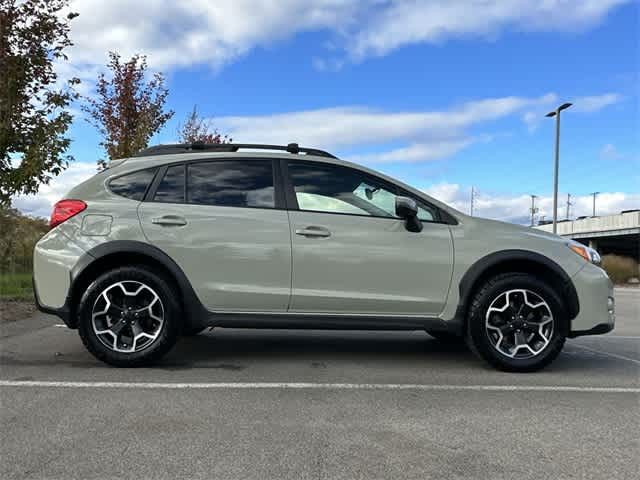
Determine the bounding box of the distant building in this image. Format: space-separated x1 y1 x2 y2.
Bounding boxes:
535 210 640 260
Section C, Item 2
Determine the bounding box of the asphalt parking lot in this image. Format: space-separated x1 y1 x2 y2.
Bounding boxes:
1 288 638 480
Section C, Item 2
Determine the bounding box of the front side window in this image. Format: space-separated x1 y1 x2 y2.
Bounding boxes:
287 161 437 221
187 160 275 208
109 168 157 201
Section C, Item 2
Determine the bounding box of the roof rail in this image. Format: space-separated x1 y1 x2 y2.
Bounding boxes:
132 142 337 159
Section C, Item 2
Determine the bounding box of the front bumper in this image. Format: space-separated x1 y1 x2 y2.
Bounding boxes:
568 262 615 338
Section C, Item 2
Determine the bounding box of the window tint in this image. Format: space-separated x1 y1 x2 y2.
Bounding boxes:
109 168 156 201
154 165 185 203
187 160 275 208
288 161 437 221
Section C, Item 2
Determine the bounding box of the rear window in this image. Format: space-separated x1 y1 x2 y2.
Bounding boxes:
187 160 275 208
109 168 157 201
154 165 185 203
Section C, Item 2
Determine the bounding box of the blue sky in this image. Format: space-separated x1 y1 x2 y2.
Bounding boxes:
14 0 639 223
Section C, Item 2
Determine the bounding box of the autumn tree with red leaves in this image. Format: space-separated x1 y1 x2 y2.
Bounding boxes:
177 105 231 144
82 52 173 169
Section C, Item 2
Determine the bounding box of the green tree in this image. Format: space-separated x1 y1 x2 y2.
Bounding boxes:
0 0 79 206
177 105 231 144
82 52 174 169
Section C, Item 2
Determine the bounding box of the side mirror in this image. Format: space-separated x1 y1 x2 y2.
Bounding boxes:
395 196 423 232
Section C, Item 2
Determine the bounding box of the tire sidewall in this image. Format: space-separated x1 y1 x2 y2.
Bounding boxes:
78 266 180 367
468 274 567 372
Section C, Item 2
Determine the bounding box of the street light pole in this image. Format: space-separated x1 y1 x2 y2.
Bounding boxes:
545 102 572 234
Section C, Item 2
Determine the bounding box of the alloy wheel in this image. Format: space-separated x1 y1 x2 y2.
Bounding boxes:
91 281 165 353
484 289 554 359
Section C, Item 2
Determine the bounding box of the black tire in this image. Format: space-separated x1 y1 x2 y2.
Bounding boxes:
466 272 567 372
78 266 181 367
182 326 209 336
426 331 463 343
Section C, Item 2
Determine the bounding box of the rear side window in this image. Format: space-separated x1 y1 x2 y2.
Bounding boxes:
154 165 185 203
187 160 275 208
108 168 157 201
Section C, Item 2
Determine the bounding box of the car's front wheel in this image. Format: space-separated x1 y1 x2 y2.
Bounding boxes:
78 266 181 367
466 273 567 372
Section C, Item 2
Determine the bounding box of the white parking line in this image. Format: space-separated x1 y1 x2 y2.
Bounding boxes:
568 343 640 366
0 380 638 393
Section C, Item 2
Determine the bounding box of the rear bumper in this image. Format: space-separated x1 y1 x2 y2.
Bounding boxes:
32 228 86 328
33 277 72 327
568 263 615 337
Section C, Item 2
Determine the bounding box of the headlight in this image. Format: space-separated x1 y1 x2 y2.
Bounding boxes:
568 241 601 265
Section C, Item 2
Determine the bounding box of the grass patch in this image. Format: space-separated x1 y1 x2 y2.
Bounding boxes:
0 272 34 301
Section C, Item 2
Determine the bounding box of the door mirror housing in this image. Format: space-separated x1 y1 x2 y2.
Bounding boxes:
395 196 423 232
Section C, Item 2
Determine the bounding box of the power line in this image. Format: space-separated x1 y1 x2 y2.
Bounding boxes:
470 186 477 216
565 193 573 220
529 195 539 226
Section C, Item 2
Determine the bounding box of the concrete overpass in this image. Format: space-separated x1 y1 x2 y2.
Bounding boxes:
535 210 640 260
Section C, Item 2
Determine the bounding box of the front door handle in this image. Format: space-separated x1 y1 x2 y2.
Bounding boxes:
295 226 331 238
151 215 187 227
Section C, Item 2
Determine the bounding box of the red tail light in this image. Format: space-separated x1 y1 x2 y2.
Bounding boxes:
49 199 87 228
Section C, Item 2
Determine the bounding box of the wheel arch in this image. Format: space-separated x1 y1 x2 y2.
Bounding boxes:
67 240 207 329
456 250 579 329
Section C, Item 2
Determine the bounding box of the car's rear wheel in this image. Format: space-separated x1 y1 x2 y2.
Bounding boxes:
78 266 180 367
466 273 567 372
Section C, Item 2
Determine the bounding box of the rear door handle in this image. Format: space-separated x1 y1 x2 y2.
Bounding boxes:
151 215 187 227
295 226 331 238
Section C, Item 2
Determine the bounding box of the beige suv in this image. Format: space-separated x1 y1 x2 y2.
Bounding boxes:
33 143 614 371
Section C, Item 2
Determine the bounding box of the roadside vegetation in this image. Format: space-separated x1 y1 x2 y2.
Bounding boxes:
0 207 47 321
0 207 48 301
601 254 639 285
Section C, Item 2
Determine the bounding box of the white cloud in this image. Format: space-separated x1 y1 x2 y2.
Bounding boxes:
218 94 554 150
59 0 629 71
65 0 365 71
520 93 623 132
345 0 629 61
571 93 623 113
217 92 619 164
12 163 98 218
600 143 621 160
422 183 640 224
348 140 473 164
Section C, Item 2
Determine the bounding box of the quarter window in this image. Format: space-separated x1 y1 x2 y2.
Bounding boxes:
109 168 156 201
154 165 185 203
187 160 275 208
287 161 438 221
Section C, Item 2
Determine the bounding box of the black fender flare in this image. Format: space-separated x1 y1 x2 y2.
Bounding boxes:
68 240 208 329
455 249 580 323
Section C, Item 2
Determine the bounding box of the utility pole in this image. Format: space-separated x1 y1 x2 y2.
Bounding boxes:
545 102 573 233
470 186 476 217
529 195 539 226
591 192 599 216
565 193 573 220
